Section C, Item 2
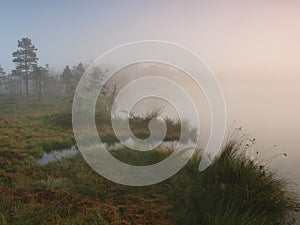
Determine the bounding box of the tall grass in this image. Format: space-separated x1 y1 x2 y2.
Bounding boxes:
170 140 300 225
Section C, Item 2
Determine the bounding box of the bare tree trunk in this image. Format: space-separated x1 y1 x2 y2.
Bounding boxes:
39 89 41 101
19 78 22 97
25 53 29 100
38 78 42 101
25 74 29 99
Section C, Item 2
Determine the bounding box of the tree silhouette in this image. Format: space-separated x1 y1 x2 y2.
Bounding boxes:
0 65 5 76
0 65 6 92
12 37 38 99
32 65 49 101
61 65 73 94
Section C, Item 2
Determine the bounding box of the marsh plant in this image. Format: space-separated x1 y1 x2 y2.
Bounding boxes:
170 140 300 225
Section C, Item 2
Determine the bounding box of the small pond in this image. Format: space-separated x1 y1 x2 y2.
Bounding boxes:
36 146 78 165
36 140 196 165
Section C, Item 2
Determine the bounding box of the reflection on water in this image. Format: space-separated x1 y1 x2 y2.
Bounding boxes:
36 146 78 165
36 140 197 165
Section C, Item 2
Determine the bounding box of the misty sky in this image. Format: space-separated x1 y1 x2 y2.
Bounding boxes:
1 0 300 77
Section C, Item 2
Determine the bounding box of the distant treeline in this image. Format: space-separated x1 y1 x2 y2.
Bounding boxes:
0 37 105 101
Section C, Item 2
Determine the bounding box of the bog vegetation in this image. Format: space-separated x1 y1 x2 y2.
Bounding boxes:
0 37 299 224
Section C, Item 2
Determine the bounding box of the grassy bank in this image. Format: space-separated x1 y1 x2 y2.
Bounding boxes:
170 141 300 225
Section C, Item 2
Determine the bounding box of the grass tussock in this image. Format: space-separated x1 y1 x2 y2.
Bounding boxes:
170 140 300 225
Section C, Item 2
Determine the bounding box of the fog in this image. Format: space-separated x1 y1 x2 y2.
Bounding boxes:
109 63 300 193
222 73 300 192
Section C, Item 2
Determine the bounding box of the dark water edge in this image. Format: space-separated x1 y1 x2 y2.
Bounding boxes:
35 140 195 165
36 146 78 165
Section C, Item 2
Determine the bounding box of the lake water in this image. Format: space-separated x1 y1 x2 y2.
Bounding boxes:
221 75 300 194
106 64 300 194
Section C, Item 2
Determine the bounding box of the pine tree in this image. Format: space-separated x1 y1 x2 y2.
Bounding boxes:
0 65 6 91
12 37 38 99
72 62 85 92
0 65 5 76
32 65 49 101
61 65 73 94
